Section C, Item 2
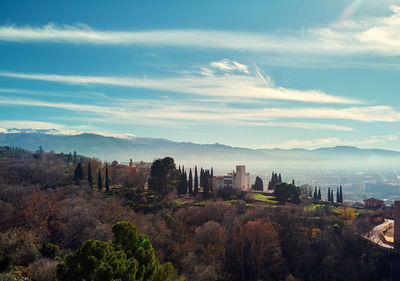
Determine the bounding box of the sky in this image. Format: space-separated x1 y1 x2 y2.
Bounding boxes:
1 0 400 150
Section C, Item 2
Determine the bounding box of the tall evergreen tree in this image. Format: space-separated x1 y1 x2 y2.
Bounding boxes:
336 187 339 203
74 163 84 185
313 187 317 199
200 168 204 188
87 162 93 188
194 166 199 194
339 185 343 203
331 190 334 202
148 157 179 194
73 150 77 164
97 170 102 191
203 169 210 196
328 187 331 202
105 164 110 193
317 187 321 200
188 169 193 194
252 176 264 191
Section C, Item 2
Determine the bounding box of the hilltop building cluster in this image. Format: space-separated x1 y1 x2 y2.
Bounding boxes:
213 165 251 190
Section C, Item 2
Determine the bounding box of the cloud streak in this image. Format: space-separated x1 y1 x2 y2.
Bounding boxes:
2 6 400 56
0 69 358 104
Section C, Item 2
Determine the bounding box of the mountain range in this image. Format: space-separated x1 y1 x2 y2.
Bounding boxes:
1 129 399 173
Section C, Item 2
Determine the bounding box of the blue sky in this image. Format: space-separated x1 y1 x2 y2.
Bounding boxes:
1 0 400 150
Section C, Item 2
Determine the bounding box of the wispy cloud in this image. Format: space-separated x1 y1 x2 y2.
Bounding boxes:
0 68 358 104
0 95 398 130
2 6 400 56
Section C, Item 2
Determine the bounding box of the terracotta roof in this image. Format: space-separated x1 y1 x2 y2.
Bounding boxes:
363 198 384 203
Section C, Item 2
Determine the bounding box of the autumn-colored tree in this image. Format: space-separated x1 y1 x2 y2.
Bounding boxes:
17 191 62 242
336 207 356 223
232 218 284 281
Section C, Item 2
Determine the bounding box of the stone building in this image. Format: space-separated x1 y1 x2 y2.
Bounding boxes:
214 165 250 190
363 198 385 209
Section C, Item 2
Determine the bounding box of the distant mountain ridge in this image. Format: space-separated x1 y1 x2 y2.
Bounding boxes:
1 129 399 173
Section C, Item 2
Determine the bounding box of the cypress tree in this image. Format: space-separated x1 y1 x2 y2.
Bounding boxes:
105 164 110 193
210 167 214 193
203 170 210 196
98 170 102 191
331 190 334 202
73 150 77 164
88 162 93 188
194 166 199 194
313 187 317 199
339 185 343 203
200 168 204 188
74 163 84 185
188 169 193 194
328 187 331 202
317 187 321 200
336 187 339 203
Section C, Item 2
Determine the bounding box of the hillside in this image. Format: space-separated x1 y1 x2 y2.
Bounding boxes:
1 129 400 172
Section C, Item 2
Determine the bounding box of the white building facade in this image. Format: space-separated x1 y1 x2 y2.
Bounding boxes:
214 165 250 190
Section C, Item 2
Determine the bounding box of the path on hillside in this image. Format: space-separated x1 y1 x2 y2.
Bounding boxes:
364 219 394 249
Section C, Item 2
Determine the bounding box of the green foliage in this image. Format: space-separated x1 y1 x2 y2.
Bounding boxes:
148 157 179 194
252 176 264 191
268 172 282 190
74 163 84 185
105 164 110 193
274 183 301 204
194 166 199 194
98 170 103 191
40 242 61 260
56 221 183 281
0 249 13 272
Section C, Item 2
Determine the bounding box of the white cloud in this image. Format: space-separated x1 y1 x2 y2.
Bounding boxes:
2 6 400 57
209 59 249 73
0 95 399 131
0 70 358 104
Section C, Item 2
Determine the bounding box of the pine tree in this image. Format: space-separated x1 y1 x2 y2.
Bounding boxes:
188 169 193 194
328 187 331 202
317 187 321 200
87 162 93 188
339 185 343 203
194 166 199 194
105 164 110 193
97 170 102 191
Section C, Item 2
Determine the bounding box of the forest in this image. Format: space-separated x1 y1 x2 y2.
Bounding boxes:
0 146 397 281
